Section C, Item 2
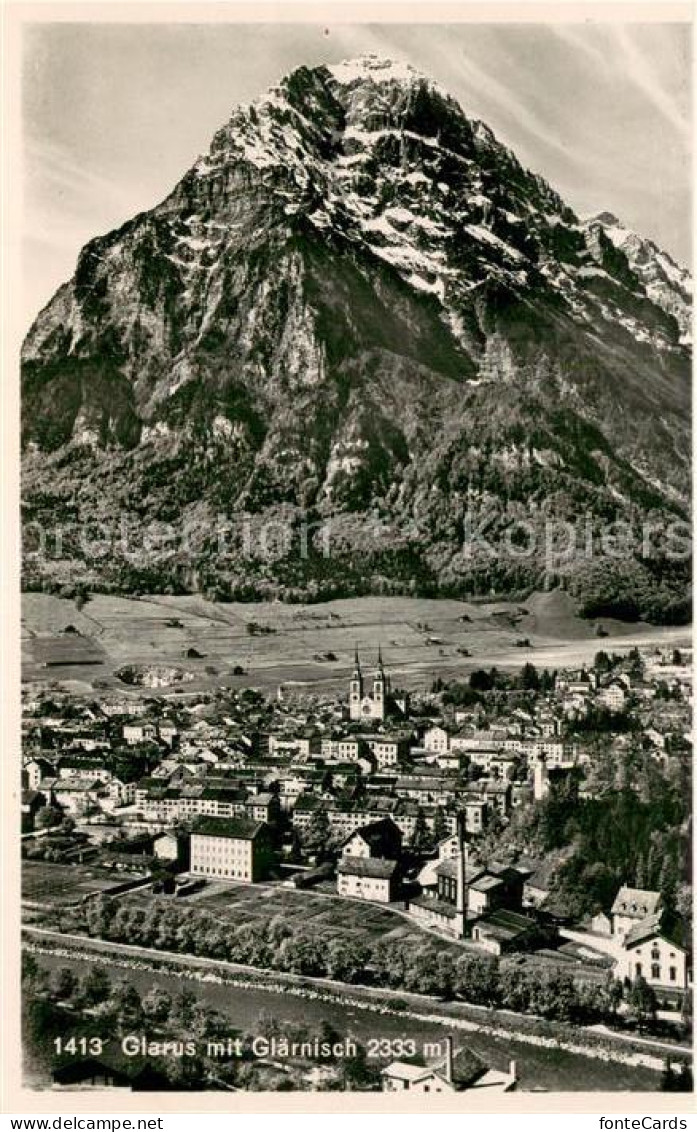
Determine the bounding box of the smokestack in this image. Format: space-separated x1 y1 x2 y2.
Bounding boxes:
455 812 467 938
509 1060 517 1086
444 1036 454 1084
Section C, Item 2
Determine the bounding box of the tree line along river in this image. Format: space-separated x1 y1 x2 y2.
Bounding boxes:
26 947 663 1093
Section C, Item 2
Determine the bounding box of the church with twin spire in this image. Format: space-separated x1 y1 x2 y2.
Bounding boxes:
348 648 408 722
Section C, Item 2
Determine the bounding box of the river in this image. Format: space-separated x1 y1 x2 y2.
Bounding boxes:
29 949 662 1093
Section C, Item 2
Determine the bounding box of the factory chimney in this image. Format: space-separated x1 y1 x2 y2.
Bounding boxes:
455 811 468 938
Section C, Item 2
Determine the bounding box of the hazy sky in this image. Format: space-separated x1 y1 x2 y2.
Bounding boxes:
22 20 691 328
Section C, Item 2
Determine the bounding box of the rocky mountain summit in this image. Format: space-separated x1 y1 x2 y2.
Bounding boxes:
583 211 692 345
22 55 691 619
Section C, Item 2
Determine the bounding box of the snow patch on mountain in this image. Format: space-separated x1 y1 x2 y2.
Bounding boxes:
584 211 692 343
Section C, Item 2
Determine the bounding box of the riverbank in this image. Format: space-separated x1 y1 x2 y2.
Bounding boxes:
24 927 689 1089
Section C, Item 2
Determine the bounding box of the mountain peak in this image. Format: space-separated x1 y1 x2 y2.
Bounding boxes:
325 54 430 86
582 211 691 340
588 210 622 228
20 53 691 615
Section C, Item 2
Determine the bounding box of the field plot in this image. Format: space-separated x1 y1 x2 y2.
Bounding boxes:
22 861 144 908
21 590 689 694
120 882 454 952
24 635 107 671
117 883 619 979
502 948 613 985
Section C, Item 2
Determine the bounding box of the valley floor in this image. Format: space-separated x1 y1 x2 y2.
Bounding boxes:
21 590 691 694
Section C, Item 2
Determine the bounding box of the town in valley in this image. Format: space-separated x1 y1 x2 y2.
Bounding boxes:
16 39 693 1095
21 615 693 1093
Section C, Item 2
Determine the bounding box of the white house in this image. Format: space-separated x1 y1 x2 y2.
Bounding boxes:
597 682 628 713
123 722 158 745
423 726 450 754
336 818 402 904
105 778 137 806
620 912 690 991
337 856 399 903
23 758 53 790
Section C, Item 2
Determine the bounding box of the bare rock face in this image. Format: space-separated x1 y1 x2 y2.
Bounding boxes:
583 211 692 345
21 55 691 619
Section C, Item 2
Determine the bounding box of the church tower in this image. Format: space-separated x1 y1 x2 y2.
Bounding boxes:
371 646 387 721
349 647 364 721
348 646 392 721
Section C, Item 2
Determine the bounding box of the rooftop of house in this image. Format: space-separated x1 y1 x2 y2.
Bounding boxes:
398 765 455 779
337 856 398 879
474 908 538 941
438 1047 488 1089
623 910 689 952
191 816 267 840
54 778 102 791
293 794 331 812
200 787 248 802
407 894 460 919
435 859 481 882
611 886 662 919
470 874 505 893
395 776 452 790
381 1061 433 1082
343 816 402 853
58 755 108 768
362 731 412 743
381 1047 487 1090
489 863 525 882
483 781 512 794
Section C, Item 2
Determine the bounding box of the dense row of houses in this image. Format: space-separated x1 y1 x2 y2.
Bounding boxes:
22 646 692 996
